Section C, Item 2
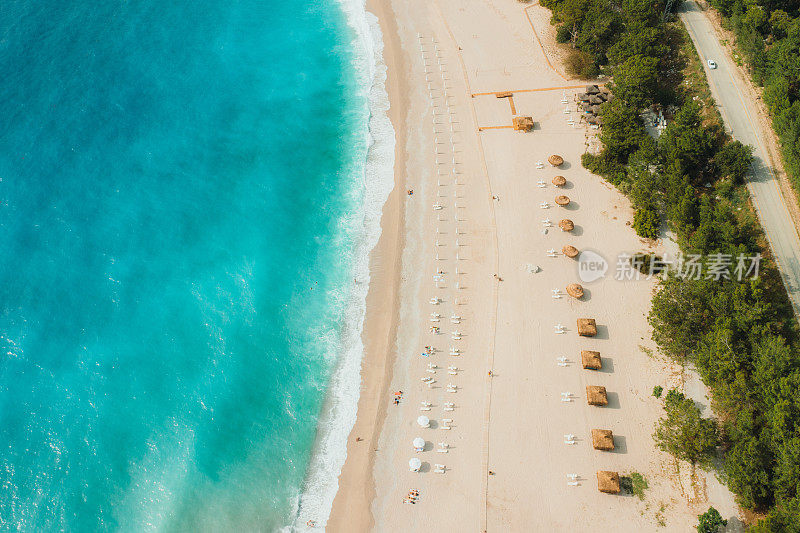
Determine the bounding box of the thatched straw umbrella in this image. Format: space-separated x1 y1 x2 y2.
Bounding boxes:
548 154 564 167
586 385 608 406
597 471 621 493
577 318 597 336
590 105 602 115
592 429 615 451
555 195 570 207
559 219 574 232
566 283 584 298
581 102 592 112
586 84 600 95
587 115 600 125
552 175 566 187
581 350 602 370
578 92 590 102
589 95 603 105
512 116 534 131
562 245 579 258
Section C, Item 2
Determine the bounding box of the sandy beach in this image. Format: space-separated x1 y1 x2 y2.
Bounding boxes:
327 0 741 531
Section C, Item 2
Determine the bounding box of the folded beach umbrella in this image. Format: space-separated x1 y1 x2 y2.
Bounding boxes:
417 415 430 428
413 437 426 450
409 457 422 471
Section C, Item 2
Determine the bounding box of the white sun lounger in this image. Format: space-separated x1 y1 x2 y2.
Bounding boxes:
540 202 550 209
426 368 436 374
447 370 457 376
420 406 431 411
567 481 579 486
437 448 448 453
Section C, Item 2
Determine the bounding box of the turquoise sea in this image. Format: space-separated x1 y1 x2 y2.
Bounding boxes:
0 0 392 530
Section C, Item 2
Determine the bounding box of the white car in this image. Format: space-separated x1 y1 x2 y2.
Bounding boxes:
707 59 717 69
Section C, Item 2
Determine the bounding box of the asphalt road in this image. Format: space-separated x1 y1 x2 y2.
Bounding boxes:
680 0 800 315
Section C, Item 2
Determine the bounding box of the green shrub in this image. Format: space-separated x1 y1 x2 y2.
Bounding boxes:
633 207 660 239
696 506 726 533
556 24 572 43
620 472 648 499
652 385 663 398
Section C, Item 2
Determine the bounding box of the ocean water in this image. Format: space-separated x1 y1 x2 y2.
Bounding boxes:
0 0 392 530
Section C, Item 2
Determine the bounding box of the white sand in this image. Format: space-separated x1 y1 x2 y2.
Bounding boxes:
328 0 742 531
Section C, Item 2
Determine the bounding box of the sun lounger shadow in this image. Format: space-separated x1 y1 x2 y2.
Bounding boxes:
428 419 439 429
571 225 584 237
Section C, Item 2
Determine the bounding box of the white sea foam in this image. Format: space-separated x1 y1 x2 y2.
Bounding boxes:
287 0 395 530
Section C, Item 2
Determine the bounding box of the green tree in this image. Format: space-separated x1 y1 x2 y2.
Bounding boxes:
750 497 800 533
654 390 719 466
606 26 665 66
696 506 726 533
769 9 790 39
714 140 753 184
598 99 645 163
659 102 717 178
611 54 659 110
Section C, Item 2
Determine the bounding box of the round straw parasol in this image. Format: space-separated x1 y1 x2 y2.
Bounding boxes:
566 283 584 298
552 175 566 187
417 415 430 428
413 437 425 450
562 245 579 258
559 219 574 232
548 154 564 167
409 457 422 471
555 195 571 207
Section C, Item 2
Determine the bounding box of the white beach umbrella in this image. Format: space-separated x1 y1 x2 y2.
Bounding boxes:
409 457 422 471
413 437 426 450
417 415 430 428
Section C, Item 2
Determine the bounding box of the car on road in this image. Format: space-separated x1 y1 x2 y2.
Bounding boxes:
707 59 717 69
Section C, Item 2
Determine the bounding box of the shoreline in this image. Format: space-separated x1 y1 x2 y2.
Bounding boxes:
326 0 408 529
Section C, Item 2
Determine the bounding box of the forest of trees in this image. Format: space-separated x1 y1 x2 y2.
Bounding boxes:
710 0 800 194
542 0 800 528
